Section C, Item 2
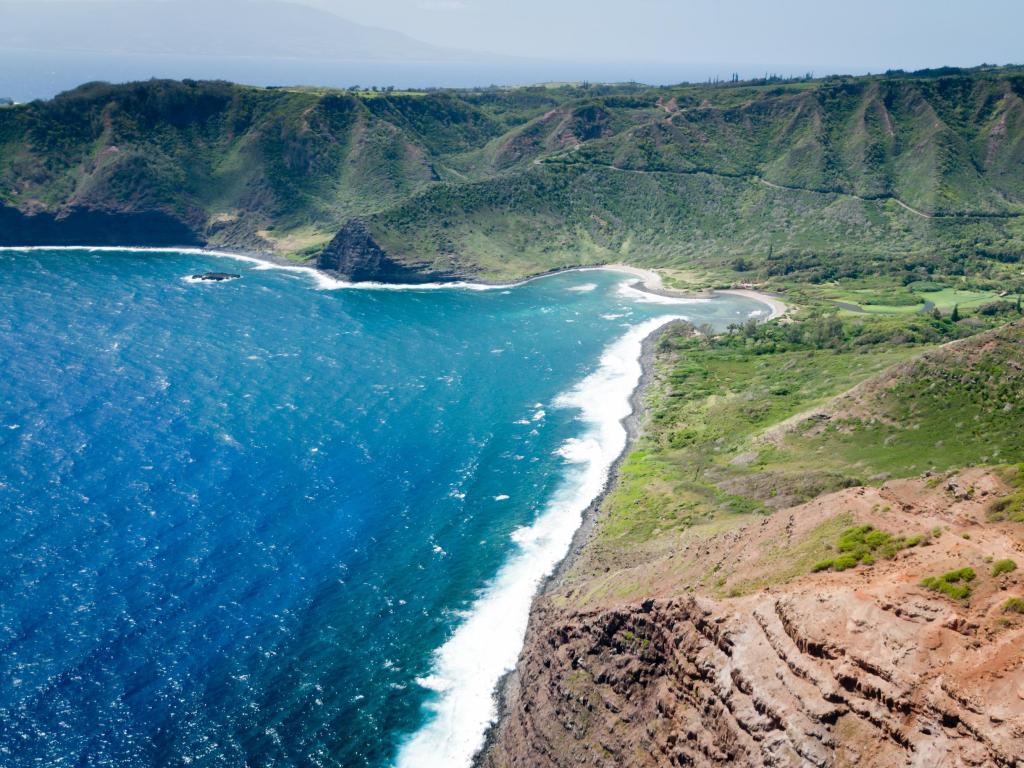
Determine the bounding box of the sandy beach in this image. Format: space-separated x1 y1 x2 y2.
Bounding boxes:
598 263 789 321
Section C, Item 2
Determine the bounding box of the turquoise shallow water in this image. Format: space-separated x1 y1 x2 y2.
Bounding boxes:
0 248 762 767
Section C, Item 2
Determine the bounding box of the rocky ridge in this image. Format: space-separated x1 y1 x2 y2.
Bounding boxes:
483 469 1024 767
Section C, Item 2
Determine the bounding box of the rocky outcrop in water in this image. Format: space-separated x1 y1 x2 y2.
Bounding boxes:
190 272 240 282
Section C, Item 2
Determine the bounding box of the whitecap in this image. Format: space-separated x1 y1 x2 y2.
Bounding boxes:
1 247 685 297
567 282 597 292
493 495 510 502
394 314 684 768
531 410 545 421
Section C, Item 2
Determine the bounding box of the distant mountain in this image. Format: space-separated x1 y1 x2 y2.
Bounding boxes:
0 0 453 60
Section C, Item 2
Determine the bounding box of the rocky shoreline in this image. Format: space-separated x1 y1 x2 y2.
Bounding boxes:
477 466 1024 767
473 318 691 767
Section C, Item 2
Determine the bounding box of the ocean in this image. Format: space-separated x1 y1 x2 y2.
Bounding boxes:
0 247 763 766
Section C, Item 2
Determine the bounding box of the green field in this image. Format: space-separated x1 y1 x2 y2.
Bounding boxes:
593 313 1024 563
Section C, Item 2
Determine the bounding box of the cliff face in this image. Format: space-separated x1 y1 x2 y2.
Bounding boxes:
317 219 452 282
483 470 1024 768
0 205 203 248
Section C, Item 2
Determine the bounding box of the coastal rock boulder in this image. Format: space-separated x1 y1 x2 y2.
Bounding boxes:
318 219 449 283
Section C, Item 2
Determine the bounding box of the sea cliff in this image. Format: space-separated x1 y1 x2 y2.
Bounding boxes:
480 320 1024 767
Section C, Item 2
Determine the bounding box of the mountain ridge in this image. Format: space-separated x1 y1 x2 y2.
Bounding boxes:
1 66 1022 282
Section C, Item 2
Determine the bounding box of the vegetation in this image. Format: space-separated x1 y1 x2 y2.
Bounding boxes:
1004 597 1024 614
992 559 1018 577
811 524 923 572
920 567 976 600
594 312 1024 576
1 67 1023 281
989 465 1024 522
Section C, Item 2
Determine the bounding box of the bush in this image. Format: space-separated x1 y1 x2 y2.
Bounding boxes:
989 492 1024 523
812 524 922 572
921 567 976 600
1004 597 1024 614
908 280 947 293
992 559 1017 577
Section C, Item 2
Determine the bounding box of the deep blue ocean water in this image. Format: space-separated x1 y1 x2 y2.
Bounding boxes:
0 248 762 767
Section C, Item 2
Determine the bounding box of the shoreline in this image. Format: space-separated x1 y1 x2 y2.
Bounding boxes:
395 314 691 767
3 243 786 767
0 245 788 319
472 318 687 766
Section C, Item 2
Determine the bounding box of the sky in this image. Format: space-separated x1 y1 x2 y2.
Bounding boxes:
15 0 1024 74
2 0 1021 101
302 0 1021 73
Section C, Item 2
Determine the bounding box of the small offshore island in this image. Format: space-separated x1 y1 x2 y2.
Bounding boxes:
190 271 241 282
1 62 1024 768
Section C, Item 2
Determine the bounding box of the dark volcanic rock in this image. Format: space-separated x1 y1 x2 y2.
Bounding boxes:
191 272 240 282
318 219 452 283
0 205 203 248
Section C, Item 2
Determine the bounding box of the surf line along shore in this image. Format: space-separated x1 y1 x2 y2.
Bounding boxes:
470 276 787 768
0 245 787 766
0 246 789 319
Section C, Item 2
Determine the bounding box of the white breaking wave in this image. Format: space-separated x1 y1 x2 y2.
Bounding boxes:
567 282 598 292
1 246 671 295
393 315 684 768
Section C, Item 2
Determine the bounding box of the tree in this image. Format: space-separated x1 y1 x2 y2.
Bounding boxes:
951 304 961 322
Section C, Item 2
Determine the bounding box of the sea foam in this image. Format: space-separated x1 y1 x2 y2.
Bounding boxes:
393 315 683 768
615 280 708 306
2 247 670 296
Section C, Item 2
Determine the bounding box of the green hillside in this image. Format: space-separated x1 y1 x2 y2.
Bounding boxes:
1 67 1023 280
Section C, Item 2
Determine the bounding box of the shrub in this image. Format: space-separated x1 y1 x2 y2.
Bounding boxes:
908 280 946 293
992 559 1017 577
1004 597 1024 614
920 567 976 600
812 524 923 573
989 491 1024 523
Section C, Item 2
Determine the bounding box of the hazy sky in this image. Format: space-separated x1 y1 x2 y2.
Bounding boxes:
301 0 1021 72
19 0 1024 73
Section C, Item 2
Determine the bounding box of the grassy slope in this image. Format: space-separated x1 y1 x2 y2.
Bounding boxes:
583 308 1024 581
